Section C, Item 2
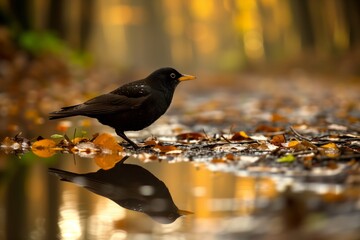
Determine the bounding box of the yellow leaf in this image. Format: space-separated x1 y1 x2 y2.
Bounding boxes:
321 143 338 149
32 139 57 158
320 142 340 158
288 140 300 148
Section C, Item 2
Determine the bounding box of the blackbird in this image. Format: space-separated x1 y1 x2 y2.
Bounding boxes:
49 67 196 148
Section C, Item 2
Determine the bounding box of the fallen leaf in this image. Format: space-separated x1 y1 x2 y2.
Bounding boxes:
255 125 283 133
153 144 180 153
177 132 205 141
287 140 300 148
319 142 340 158
270 134 286 146
231 131 250 141
51 134 64 139
32 139 57 158
276 154 296 163
93 133 123 153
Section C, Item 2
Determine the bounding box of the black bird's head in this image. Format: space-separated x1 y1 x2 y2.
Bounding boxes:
145 67 196 92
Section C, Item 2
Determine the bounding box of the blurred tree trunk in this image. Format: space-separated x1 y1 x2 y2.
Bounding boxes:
47 0 65 37
9 0 31 30
79 0 94 50
140 0 172 68
290 0 315 50
343 0 360 48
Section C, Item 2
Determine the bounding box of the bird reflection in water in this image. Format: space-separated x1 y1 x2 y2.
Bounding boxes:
49 156 192 224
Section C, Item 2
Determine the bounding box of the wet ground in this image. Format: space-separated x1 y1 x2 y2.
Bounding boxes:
1 74 360 239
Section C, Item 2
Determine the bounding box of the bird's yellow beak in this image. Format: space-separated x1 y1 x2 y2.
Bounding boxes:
178 74 196 81
177 209 194 215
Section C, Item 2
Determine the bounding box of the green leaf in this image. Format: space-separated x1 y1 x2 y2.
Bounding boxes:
51 134 64 139
276 154 296 163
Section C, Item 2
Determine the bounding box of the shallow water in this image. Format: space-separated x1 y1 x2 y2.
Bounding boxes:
1 149 359 240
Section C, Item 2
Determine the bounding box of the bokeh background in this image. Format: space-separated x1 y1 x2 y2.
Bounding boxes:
2 0 360 73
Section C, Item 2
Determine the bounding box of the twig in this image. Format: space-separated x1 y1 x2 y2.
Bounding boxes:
290 126 312 141
221 135 232 143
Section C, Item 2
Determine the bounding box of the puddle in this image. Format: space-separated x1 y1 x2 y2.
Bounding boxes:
1 149 359 239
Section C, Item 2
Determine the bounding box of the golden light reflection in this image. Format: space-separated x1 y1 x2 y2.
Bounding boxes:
234 176 277 215
59 191 82 239
88 200 127 239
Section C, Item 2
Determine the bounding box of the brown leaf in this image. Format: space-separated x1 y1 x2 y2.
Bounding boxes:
153 144 180 153
231 131 250 141
176 132 205 141
255 125 283 133
270 134 286 146
271 113 287 122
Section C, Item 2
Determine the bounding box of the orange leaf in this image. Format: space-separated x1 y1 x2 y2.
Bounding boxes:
93 133 123 153
32 139 57 158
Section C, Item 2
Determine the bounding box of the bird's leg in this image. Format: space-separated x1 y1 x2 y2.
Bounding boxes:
115 129 139 149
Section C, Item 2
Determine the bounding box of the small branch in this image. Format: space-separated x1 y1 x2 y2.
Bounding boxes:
290 126 312 141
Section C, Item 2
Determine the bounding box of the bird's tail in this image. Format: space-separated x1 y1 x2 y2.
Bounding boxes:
49 105 81 120
49 168 80 182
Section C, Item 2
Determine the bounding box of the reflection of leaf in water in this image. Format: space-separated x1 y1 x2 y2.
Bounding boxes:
32 139 57 158
95 154 123 170
93 133 123 153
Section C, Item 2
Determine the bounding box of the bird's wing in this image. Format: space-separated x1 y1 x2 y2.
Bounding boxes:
75 92 150 115
110 80 152 97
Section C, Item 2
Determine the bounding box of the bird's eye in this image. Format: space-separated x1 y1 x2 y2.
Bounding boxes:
170 73 176 79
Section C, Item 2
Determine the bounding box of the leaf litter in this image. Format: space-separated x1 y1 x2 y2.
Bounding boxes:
1 72 360 188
